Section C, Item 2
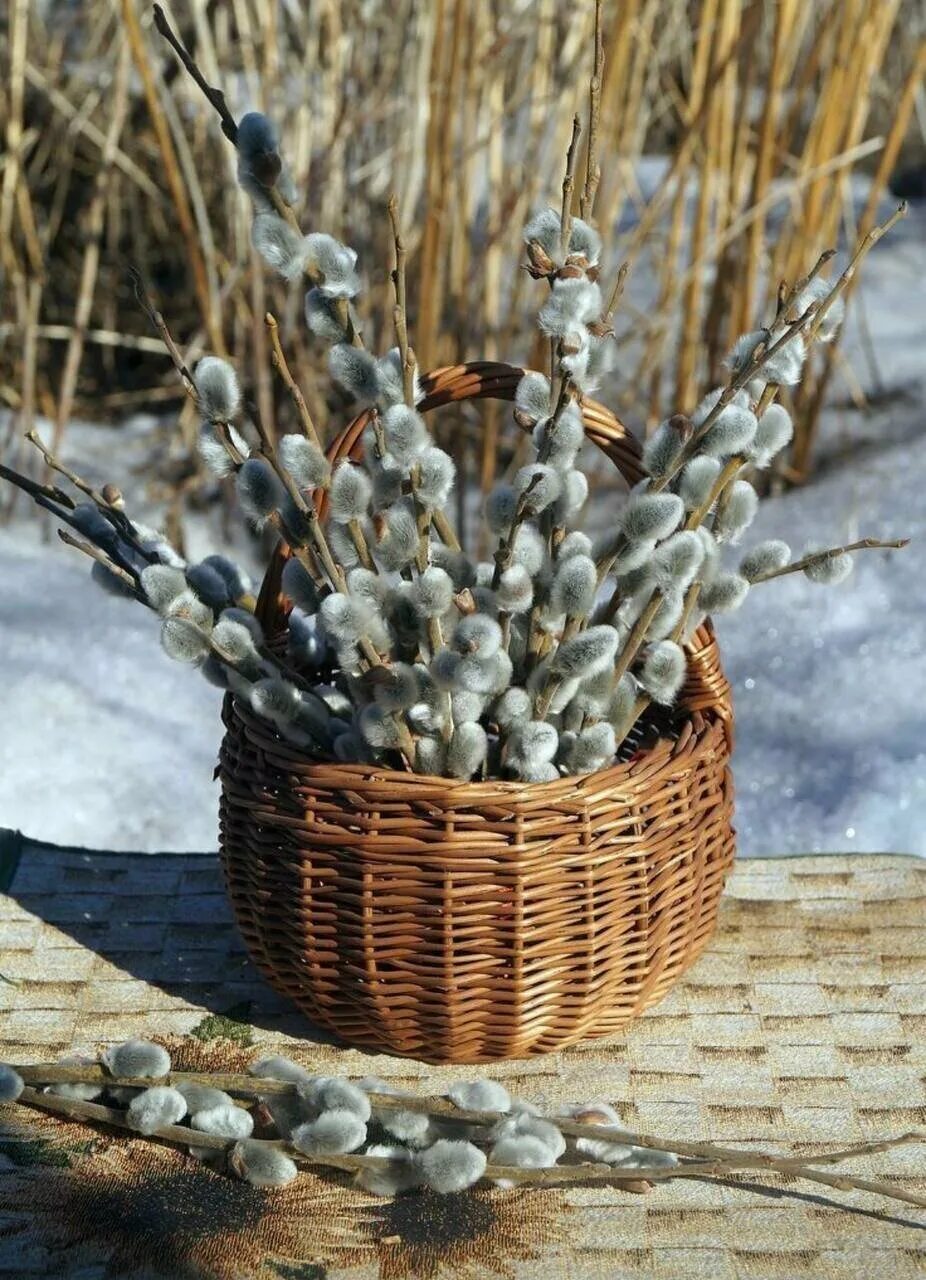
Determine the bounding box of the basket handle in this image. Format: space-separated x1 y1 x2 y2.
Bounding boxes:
323 359 646 488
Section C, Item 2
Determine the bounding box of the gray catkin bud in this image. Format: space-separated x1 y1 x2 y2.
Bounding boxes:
416 447 455 508
236 458 284 523
607 673 639 727
507 720 559 766
382 404 428 464
328 520 362 569
304 233 360 299
348 567 387 610
620 492 684 542
643 420 686 478
191 1103 254 1140
550 555 597 617
357 1143 420 1196
329 462 372 522
292 1110 367 1155
281 556 320 612
677 455 722 510
452 690 485 723
0 1065 24 1103
640 641 686 705
250 678 301 726
452 614 502 657
552 470 588 524
374 349 404 408
141 564 188 615
185 563 231 612
102 1038 171 1078
486 485 517 533
456 651 505 695
558 531 593 562
538 278 603 337
430 647 461 690
447 722 488 779
175 1083 234 1113
329 344 379 403
376 502 418 570
522 761 560 782
740 539 791 582
249 1055 311 1084
167 590 214 631
569 216 602 265
373 663 419 712
431 545 477 591
803 550 853 585
551 626 620 679
198 428 236 478
700 405 758 458
511 524 546 575
523 206 562 255
201 555 252 603
412 566 454 619
493 686 531 730
497 565 533 614
490 1133 558 1179
160 617 210 664
358 704 403 750
212 618 262 671
320 592 366 644
194 356 240 421
416 1139 487 1194
231 1140 298 1188
416 736 447 775
533 406 584 468
748 403 794 468
515 371 552 421
700 572 750 613
447 1079 512 1112
251 212 307 279
127 1086 187 1135
647 591 684 641
762 332 806 385
304 288 347 343
472 585 499 619
279 434 330 490
714 480 759 544
654 531 704 591
696 526 721 584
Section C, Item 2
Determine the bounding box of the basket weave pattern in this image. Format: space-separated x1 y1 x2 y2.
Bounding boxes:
218 362 736 1063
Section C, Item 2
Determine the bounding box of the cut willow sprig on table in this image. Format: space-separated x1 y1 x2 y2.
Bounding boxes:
6 1055 924 1211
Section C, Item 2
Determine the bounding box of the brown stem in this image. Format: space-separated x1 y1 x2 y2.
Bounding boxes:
580 0 604 221
559 115 582 259
750 537 909 584
265 313 322 447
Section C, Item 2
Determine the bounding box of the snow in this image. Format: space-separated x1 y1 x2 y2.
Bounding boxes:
0 194 923 856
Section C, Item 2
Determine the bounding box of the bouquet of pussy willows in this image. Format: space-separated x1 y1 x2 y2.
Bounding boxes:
3 178 906 784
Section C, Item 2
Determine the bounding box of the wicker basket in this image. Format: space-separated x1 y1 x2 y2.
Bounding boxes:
218 361 735 1063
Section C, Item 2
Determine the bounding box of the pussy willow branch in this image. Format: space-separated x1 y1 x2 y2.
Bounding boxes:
13 1072 926 1209
56 531 140 596
751 537 910 583
580 0 604 222
264 313 322 448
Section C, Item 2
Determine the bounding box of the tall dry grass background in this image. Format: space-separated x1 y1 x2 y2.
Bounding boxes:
1 0 924 537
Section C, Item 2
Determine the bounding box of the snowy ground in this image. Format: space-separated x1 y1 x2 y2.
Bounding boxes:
1 197 923 856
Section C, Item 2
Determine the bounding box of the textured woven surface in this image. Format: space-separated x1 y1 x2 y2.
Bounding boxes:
1 838 924 1278
220 360 736 1062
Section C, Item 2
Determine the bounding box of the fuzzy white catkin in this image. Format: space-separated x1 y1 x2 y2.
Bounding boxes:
714 480 759 544
416 1140 487 1194
413 566 454 619
304 233 360 299
194 356 240 421
553 470 588 524
292 1110 367 1155
231 1140 298 1188
654 531 704 592
175 1083 234 1112
739 539 791 582
297 1076 372 1121
640 641 686 705
373 349 404 408
497 565 533 614
320 593 366 644
700 572 750 613
511 524 546 575
432 546 477 591
358 705 403 750
447 722 488 779
329 344 379 403
700 404 758 458
249 1055 311 1084
304 288 347 343
446 1077 512 1118
748 403 794 468
416 736 447 775
620 492 684 542
376 503 418 570
794 276 845 341
490 1134 558 1176
538 278 603 337
507 720 559 767
803 551 853 584
761 331 806 386
568 215 602 265
493 686 531 730
279 434 330 490
328 462 372 521
250 678 301 726
197 428 236 477
103 1038 171 1078
211 618 262 671
382 404 428 464
416 447 455 508
430 647 462 690
357 1144 419 1196
251 212 308 279
533 407 584 468
452 691 485 724
127 1086 187 1135
567 722 618 774
677 455 722 510
552 626 620 679
523 206 562 255
236 458 284 523
550 555 597 617
160 617 210 665
191 1103 254 1140
373 662 419 712
140 564 187 615
379 1108 434 1147
516 371 552 421
0 1064 24 1103
486 485 517 533
607 673 639 726
643 418 687 478
452 614 502 656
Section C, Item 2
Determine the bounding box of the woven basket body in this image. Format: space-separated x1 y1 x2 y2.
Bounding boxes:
218 362 736 1063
